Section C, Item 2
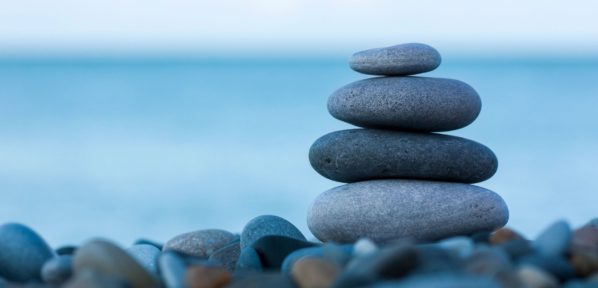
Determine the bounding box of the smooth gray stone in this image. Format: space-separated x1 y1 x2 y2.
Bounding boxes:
41 255 73 285
126 244 161 274
309 129 497 183
208 240 241 272
73 239 159 288
235 247 263 272
327 76 481 132
308 179 509 244
163 229 236 258
349 43 441 76
158 252 187 288
534 220 571 257
240 215 306 249
0 223 54 282
64 269 128 288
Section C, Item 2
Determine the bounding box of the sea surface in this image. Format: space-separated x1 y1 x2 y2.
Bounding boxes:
1 55 597 247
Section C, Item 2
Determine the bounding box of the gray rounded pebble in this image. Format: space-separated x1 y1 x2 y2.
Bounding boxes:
327 76 481 131
240 215 306 249
349 43 441 76
158 252 186 288
308 179 509 244
235 247 263 272
534 220 571 256
372 274 501 288
73 239 159 288
309 129 497 183
208 240 241 272
126 244 161 274
41 255 73 285
163 229 236 258
0 223 54 282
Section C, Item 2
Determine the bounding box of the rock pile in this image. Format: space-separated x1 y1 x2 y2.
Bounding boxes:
308 43 509 244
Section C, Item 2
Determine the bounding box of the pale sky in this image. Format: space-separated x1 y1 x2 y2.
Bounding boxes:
1 0 597 55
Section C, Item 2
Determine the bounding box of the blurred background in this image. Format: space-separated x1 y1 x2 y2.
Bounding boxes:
1 0 597 247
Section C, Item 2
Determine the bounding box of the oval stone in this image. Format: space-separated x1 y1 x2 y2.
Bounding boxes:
309 129 497 183
307 180 509 244
327 77 481 131
163 229 237 258
349 43 441 76
0 223 54 282
240 215 306 249
73 239 159 288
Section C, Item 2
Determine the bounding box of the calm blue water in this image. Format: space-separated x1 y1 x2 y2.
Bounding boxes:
1 56 598 246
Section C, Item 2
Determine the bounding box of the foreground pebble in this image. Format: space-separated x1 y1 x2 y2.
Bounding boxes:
309 129 497 183
0 223 54 282
349 43 441 76
240 215 306 249
73 239 159 288
163 229 236 258
308 179 509 243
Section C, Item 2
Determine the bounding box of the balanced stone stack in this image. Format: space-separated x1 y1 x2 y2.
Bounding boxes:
307 43 509 244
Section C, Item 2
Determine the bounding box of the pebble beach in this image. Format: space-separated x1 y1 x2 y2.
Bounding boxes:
1 43 597 288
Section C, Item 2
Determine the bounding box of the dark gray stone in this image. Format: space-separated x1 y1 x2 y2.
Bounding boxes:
281 244 354 273
308 179 509 244
126 244 160 274
534 220 571 257
236 247 263 272
64 269 128 288
240 215 306 249
519 253 576 281
327 77 481 132
209 240 241 272
41 255 73 285
349 43 441 76
56 245 77 256
0 223 54 282
133 239 163 250
163 229 236 258
251 236 317 269
158 251 187 288
309 129 497 183
333 241 417 288
228 272 294 288
73 239 159 288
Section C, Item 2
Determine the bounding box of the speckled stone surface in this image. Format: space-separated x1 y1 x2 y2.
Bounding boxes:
327 76 481 131
307 179 508 244
309 129 497 183
126 244 160 274
349 43 441 76
0 223 54 282
163 229 237 258
240 215 306 249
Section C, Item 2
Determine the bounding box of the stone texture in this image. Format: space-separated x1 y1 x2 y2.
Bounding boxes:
126 244 160 274
489 228 525 245
41 255 73 285
235 247 263 272
349 43 441 76
308 179 509 244
534 220 571 256
158 251 187 288
72 239 159 288
309 129 497 183
251 236 317 269
163 229 236 258
0 223 54 282
327 77 481 131
240 215 306 249
208 240 240 272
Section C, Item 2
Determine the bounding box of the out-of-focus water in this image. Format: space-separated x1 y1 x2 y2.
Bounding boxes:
1 56 597 246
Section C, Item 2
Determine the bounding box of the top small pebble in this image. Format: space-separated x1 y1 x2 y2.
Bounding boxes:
349 43 441 76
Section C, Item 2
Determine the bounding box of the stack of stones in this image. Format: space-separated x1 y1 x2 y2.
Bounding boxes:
308 43 509 244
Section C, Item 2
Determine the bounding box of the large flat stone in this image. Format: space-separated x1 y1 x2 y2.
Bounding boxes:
307 179 508 244
328 76 481 131
309 129 497 183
